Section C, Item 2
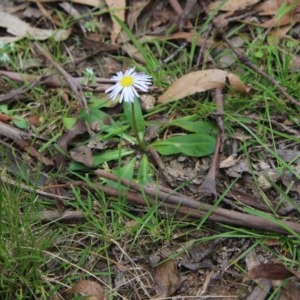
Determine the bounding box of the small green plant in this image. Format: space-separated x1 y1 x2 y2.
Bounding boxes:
83 67 97 85
83 20 98 33
105 67 152 150
71 66 217 172
0 41 14 64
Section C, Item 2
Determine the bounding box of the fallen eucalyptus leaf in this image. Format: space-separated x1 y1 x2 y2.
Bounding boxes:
158 69 247 103
245 263 300 281
0 11 70 41
106 0 126 43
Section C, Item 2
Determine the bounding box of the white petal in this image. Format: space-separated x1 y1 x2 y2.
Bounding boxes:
125 67 136 76
106 84 123 100
105 84 117 93
133 82 150 92
122 87 135 102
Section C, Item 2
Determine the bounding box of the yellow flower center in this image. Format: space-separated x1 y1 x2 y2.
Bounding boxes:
120 76 134 87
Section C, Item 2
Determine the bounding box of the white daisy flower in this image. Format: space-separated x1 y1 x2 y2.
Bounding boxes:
105 67 152 103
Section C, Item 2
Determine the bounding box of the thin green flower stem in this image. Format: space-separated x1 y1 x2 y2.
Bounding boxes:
131 102 146 150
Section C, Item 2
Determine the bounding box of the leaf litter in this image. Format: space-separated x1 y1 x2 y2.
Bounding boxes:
1 0 300 298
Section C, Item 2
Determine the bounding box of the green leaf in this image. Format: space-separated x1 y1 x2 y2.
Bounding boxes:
107 157 136 190
80 107 115 131
168 117 217 134
80 107 135 143
0 105 29 129
12 116 29 129
254 50 264 59
151 134 216 157
93 149 134 166
62 117 77 129
89 97 115 109
0 104 9 113
114 157 136 181
137 154 153 184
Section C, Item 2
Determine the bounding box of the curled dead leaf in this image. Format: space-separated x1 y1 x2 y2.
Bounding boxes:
158 69 247 103
0 113 15 123
127 0 150 29
153 260 182 298
70 145 94 167
27 115 44 127
245 263 300 281
121 43 146 63
67 280 105 300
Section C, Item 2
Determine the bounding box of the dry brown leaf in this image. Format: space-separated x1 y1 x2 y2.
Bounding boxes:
0 113 14 123
105 0 126 43
281 167 300 195
255 0 279 16
219 155 238 168
208 0 260 12
277 149 300 162
280 280 300 300
256 0 297 29
127 0 150 29
27 115 44 127
246 263 300 281
67 280 105 300
260 14 295 28
0 36 22 43
0 11 70 41
225 159 250 178
153 260 182 298
70 146 94 167
56 120 87 167
158 69 247 103
121 43 146 63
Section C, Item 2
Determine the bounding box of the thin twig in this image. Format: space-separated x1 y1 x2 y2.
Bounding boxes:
196 23 213 68
169 0 193 28
148 147 175 187
1 174 74 201
0 121 54 166
198 88 224 196
34 42 90 112
38 210 84 222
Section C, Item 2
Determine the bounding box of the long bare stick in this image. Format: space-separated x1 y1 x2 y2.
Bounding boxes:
95 169 300 235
